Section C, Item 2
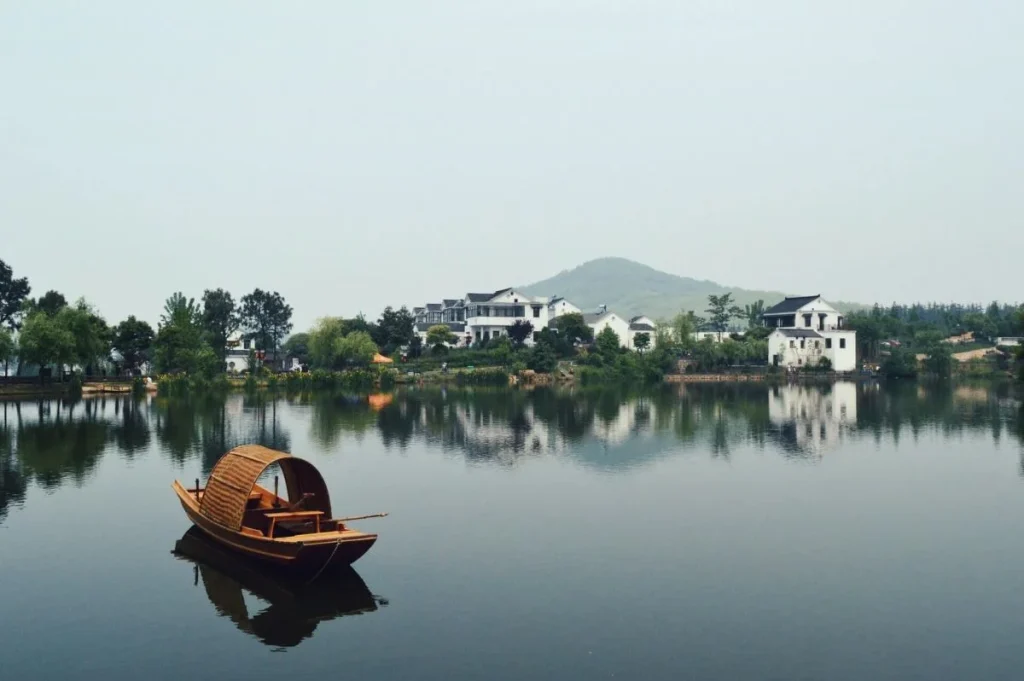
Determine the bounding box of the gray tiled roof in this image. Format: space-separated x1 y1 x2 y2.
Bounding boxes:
764 295 821 315
776 328 823 338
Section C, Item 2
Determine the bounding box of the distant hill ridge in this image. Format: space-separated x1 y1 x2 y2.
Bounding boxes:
520 257 802 321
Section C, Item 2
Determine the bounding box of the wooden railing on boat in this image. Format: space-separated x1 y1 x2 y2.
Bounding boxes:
266 510 324 538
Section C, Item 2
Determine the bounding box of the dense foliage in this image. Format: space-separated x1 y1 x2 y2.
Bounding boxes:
0 259 31 330
308 318 380 369
239 289 293 353
846 302 1024 379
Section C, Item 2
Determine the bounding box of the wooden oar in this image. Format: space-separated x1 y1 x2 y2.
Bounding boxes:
335 512 389 523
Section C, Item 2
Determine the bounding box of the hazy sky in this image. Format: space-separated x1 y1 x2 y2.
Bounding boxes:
2 2 1021 330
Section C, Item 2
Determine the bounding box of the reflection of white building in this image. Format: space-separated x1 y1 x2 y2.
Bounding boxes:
768 382 857 455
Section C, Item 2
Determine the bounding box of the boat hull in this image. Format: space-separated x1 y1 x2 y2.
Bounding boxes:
173 482 377 571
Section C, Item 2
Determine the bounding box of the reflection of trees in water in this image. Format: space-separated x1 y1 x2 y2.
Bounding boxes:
857 382 1022 446
14 398 112 490
110 396 151 457
361 383 1023 468
153 394 291 473
306 394 377 450
0 396 161 521
0 404 26 524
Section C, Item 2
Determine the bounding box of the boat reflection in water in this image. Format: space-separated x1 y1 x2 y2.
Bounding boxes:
172 528 386 648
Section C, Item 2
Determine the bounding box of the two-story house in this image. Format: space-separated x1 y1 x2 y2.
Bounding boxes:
464 288 553 344
764 295 857 371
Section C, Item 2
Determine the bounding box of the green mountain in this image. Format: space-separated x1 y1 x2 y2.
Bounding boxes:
521 257 791 321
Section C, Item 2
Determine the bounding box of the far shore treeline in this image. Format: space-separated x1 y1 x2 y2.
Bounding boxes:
0 258 1022 388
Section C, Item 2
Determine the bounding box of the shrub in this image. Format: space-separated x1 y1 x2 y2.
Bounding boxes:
454 368 509 386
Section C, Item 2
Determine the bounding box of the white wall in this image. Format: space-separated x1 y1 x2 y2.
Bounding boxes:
769 332 829 369
548 299 581 319
589 314 631 348
823 331 857 371
769 330 857 371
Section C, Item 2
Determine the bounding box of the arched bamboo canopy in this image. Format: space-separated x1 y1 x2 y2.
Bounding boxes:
199 445 332 531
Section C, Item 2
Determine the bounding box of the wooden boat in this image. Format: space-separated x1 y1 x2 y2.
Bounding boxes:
172 445 385 571
173 528 382 647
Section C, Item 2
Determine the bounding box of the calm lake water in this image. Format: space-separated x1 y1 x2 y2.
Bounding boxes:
2 382 1024 680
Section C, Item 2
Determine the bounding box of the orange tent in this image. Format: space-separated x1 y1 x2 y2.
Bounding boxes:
372 353 394 364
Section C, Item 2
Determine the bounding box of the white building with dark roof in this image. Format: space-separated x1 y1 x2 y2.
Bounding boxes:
583 308 632 348
628 316 657 350
411 289 655 351
764 295 856 371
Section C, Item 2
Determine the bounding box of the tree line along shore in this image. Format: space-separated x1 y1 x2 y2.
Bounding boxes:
1 259 1022 397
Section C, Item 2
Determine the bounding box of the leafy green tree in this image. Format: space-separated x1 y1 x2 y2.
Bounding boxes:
153 323 219 377
744 300 765 328
633 332 651 353
337 331 379 366
161 292 200 327
0 327 16 375
408 334 423 358
922 344 953 378
58 301 111 373
342 313 377 338
239 289 293 354
490 336 513 365
22 290 68 318
112 316 155 373
0 259 30 330
506 320 534 348
670 311 702 350
881 346 918 379
526 342 558 373
281 333 310 366
18 311 75 376
553 313 593 346
426 324 457 351
374 306 415 354
691 337 720 371
845 313 883 360
308 317 348 369
154 293 218 376
705 293 743 338
595 327 621 355
744 325 772 341
201 288 238 362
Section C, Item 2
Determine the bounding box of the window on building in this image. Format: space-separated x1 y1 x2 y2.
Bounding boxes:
803 314 812 327
840 338 846 349
789 340 795 348
532 306 541 318
826 338 832 349
799 339 805 349
814 340 820 348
